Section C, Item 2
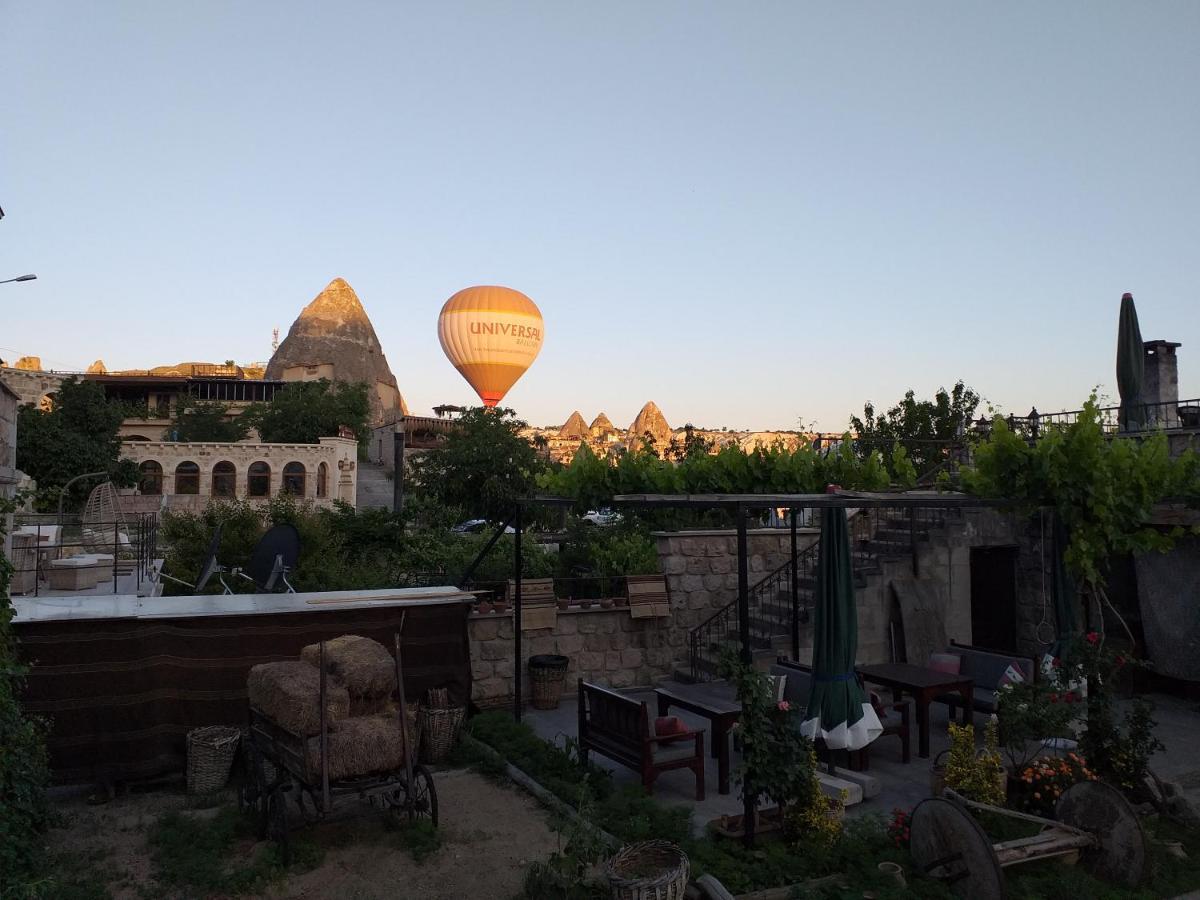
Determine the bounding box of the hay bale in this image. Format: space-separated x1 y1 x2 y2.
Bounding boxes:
300 635 396 699
248 660 350 737
304 711 419 781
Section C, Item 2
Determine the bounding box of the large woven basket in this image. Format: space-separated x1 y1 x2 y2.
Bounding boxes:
606 840 689 900
187 725 241 794
529 654 569 710
420 706 466 763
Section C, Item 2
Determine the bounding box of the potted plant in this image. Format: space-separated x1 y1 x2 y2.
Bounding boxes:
599 597 614 609
579 598 594 610
475 598 494 615
494 595 510 614
556 597 570 611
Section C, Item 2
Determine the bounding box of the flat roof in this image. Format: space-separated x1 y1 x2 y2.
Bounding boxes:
13 585 476 624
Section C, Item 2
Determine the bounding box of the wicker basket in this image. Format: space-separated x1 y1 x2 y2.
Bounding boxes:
187 725 241 794
420 706 466 763
529 654 569 710
606 840 689 900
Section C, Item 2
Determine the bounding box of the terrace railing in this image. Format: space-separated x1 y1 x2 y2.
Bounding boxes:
8 512 159 597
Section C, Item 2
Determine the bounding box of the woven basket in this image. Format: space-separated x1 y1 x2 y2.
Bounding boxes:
529 654 569 710
606 840 689 900
420 706 466 763
187 726 240 795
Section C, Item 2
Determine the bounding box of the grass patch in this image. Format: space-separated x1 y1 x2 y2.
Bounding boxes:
391 818 442 863
10 848 127 900
147 805 322 896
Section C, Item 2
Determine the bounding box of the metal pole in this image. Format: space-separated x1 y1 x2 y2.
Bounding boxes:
393 422 405 514
737 504 750 666
790 508 800 661
319 641 330 812
513 505 524 721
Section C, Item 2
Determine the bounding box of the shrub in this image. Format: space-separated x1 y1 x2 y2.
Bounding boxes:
1011 753 1098 817
996 678 1080 771
944 719 1004 807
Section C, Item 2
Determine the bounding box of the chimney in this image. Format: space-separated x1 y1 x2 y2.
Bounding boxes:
1141 340 1181 428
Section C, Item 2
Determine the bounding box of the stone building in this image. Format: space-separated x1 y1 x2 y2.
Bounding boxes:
119 437 358 511
0 380 20 557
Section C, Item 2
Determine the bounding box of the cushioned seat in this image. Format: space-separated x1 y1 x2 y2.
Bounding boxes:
934 644 1036 715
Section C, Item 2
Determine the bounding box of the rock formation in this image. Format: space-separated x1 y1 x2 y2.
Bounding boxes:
559 411 588 440
266 277 407 424
589 412 616 438
86 360 107 374
14 356 42 371
627 401 672 450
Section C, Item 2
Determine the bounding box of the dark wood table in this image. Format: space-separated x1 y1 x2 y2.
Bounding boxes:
654 682 741 795
856 662 972 759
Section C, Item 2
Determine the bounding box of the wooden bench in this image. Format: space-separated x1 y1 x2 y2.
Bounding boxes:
577 680 705 799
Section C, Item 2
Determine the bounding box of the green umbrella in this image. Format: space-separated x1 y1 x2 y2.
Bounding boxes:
1117 292 1145 432
800 506 882 751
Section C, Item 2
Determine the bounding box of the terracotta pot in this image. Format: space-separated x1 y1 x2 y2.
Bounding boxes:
476 600 494 615
556 599 570 611
579 599 593 610
600 597 614 609
494 600 510 614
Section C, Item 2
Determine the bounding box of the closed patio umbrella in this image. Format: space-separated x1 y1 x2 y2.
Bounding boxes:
800 505 882 751
1117 292 1145 432
1049 510 1078 662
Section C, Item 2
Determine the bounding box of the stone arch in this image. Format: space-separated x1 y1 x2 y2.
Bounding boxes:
138 460 163 495
282 461 306 497
316 462 328 498
247 461 271 498
174 460 200 495
211 460 237 497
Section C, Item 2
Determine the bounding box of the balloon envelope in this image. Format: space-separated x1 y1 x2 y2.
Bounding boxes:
437 286 544 406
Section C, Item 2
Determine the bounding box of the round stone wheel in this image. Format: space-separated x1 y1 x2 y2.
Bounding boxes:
910 798 1005 899
1055 781 1148 886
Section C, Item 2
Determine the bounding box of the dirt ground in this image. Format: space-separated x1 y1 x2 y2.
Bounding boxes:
45 768 560 900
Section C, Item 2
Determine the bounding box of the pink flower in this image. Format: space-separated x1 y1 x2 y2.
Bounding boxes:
1085 631 1100 645
777 700 791 712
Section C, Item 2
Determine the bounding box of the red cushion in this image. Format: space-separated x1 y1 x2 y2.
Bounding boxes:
928 652 962 675
654 716 688 743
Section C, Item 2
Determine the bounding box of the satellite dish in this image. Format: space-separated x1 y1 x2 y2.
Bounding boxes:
158 523 232 594
194 524 224 591
245 524 300 592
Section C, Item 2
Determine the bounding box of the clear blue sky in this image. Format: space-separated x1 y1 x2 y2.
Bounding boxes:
4 2 1198 430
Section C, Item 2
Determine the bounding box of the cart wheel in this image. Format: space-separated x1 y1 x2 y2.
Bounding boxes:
1055 781 1147 887
265 785 291 865
390 766 439 828
237 741 264 816
910 798 1005 900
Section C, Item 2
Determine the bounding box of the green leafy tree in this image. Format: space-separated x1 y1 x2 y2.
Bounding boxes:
850 381 980 477
0 496 53 892
15 376 136 511
171 395 250 443
246 380 371 451
410 406 546 524
961 397 1199 623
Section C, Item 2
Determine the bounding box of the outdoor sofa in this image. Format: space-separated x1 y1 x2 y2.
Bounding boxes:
934 641 1036 716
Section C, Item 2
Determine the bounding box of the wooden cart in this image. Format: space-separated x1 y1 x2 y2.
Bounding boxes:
240 629 438 862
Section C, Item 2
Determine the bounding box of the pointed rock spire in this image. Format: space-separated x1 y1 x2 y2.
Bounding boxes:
627 401 671 449
560 410 588 439
589 412 616 436
266 277 407 422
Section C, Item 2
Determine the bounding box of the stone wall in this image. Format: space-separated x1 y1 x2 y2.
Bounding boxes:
0 366 65 409
468 607 681 707
120 437 358 510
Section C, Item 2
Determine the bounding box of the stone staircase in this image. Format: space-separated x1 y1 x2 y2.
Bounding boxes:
677 507 955 683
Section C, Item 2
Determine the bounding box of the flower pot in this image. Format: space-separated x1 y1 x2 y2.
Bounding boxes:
556 599 570 611
600 597 614 609
614 596 628 607
476 600 493 615
877 861 906 888
579 599 593 610
494 600 510 614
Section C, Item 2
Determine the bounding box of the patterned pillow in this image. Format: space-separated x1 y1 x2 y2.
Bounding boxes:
928 652 962 675
766 674 788 703
998 662 1027 688
654 715 688 743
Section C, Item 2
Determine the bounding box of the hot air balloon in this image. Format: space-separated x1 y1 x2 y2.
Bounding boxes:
437 285 544 407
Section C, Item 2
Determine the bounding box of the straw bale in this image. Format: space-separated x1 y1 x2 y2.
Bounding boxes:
300 635 396 699
305 711 419 781
248 660 350 737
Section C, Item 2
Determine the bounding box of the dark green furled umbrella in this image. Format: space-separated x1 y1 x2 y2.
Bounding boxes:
1048 511 1078 662
1117 292 1145 432
800 505 882 751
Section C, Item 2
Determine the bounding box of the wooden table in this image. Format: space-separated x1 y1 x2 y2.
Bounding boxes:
856 662 972 759
654 682 740 795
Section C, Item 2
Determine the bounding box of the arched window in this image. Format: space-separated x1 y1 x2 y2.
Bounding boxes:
282 462 306 496
174 461 200 495
212 461 237 497
138 460 163 495
316 462 328 498
247 461 271 497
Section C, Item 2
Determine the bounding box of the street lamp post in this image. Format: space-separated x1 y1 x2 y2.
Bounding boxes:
0 274 37 285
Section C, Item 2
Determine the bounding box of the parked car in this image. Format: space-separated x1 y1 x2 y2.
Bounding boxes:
452 519 515 534
581 508 622 527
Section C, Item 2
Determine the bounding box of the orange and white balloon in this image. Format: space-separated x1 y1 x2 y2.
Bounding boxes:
437 286 544 407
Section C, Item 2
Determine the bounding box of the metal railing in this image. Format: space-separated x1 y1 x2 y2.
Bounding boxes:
7 513 158 597
1002 397 1200 439
687 505 957 681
